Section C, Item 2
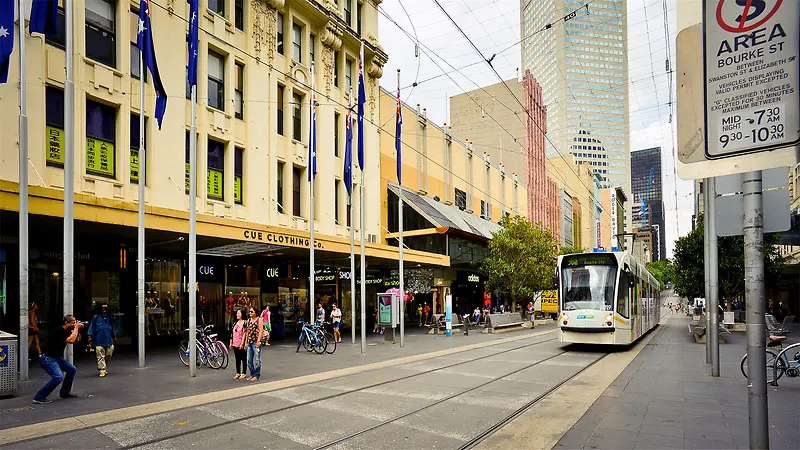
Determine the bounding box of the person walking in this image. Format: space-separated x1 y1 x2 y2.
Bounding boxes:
417 304 423 326
260 306 271 346
28 302 41 359
316 303 326 324
331 303 343 343
33 315 82 404
245 307 264 381
87 302 116 378
230 309 247 380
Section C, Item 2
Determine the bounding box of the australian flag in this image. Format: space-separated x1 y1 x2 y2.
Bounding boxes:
0 0 13 84
187 0 199 88
137 0 167 128
29 0 58 35
357 42 366 171
343 92 353 196
308 91 317 181
395 73 402 184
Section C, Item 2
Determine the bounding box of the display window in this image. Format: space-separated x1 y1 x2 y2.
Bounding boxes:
144 259 184 338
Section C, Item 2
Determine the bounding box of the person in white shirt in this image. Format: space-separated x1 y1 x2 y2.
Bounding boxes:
330 303 343 343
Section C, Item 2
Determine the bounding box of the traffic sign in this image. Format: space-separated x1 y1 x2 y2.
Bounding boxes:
703 0 800 159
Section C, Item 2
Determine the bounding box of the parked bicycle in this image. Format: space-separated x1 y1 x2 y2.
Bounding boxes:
295 319 336 354
771 341 800 385
179 325 228 369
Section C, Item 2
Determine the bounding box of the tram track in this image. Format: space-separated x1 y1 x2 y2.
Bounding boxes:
115 332 560 449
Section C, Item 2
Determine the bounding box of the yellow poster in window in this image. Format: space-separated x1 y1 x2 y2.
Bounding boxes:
234 175 242 204
86 137 115 177
207 168 223 199
130 148 140 182
46 126 65 166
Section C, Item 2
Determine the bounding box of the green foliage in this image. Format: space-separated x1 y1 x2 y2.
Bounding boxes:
559 245 586 256
481 215 559 303
672 214 785 302
646 259 674 289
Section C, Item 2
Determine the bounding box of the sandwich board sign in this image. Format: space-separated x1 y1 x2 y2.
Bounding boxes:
703 0 800 160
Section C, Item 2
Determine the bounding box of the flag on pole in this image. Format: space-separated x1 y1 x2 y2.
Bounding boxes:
308 78 317 181
357 41 366 170
343 91 353 196
137 0 167 129
395 71 402 184
0 0 14 84
29 0 58 35
187 0 199 88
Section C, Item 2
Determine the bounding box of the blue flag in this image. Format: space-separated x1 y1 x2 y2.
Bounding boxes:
357 43 366 171
187 0 199 88
0 0 13 84
308 93 317 181
343 95 353 196
29 0 58 35
137 0 167 129
395 75 402 185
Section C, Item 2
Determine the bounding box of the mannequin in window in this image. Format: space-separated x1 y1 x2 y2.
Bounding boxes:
226 291 236 318
147 290 160 336
163 290 176 334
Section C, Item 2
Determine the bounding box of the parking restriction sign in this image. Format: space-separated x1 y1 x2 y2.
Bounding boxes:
704 0 800 159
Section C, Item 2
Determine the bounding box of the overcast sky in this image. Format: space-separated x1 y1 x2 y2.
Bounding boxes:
377 0 693 259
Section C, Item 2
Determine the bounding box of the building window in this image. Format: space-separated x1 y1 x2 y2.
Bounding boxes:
455 188 467 210
309 33 315 65
85 99 117 178
207 139 224 200
357 2 362 35
208 51 225 111
344 0 352 26
277 12 284 55
85 0 116 68
277 161 285 213
130 114 146 184
234 62 244 119
234 147 243 204
292 92 302 141
292 23 302 63
277 84 285 135
334 51 340 87
345 59 353 92
334 112 340 157
208 0 224 17
480 200 487 218
234 0 244 31
292 166 302 217
335 180 341 224
45 86 65 167
129 10 147 82
45 7 66 49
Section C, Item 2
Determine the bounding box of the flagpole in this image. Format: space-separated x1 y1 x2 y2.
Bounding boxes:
64 0 75 364
358 42 366 354
309 61 316 326
18 0 30 381
348 89 356 346
397 69 404 348
137 48 146 368
188 82 197 378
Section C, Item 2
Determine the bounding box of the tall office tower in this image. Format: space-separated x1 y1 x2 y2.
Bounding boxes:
631 147 666 261
520 0 630 211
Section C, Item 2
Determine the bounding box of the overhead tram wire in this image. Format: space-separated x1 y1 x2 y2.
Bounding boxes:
142 0 519 215
662 0 681 237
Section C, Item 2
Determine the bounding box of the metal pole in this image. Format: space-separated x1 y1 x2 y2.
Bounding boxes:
64 0 75 364
360 171 366 353
703 178 710 364
18 0 30 381
399 189 404 348
348 89 355 346
309 61 315 327
743 171 768 449
137 50 146 369
708 177 719 377
188 85 197 378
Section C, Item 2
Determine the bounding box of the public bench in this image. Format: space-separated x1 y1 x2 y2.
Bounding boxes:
486 313 526 333
428 314 464 334
688 313 729 344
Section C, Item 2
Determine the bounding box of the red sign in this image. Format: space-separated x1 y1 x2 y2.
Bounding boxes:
716 0 783 33
596 220 602 248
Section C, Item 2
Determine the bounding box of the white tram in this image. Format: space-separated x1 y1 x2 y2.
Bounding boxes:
556 251 660 345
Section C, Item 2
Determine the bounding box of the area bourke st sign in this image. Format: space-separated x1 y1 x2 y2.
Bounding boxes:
704 0 800 159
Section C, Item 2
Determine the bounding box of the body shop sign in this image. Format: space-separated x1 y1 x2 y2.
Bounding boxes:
704 0 800 158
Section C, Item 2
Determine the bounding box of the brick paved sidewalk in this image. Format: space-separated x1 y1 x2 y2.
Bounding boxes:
556 315 800 450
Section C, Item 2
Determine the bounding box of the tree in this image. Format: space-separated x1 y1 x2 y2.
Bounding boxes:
559 245 586 256
646 259 674 289
481 215 559 307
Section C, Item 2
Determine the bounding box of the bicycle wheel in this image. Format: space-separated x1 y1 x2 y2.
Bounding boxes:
296 333 305 353
741 350 784 383
205 344 223 369
324 332 336 354
314 330 327 354
213 341 229 369
304 332 314 352
179 339 201 367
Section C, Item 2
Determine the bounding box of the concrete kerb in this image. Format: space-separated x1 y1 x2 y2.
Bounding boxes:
0 328 556 446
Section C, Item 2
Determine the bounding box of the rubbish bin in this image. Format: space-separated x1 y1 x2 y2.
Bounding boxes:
0 331 18 397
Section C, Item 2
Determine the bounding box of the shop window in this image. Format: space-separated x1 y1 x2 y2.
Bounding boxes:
334 112 340 157
292 23 302 63
292 92 302 141
292 166 302 217
129 10 147 82
208 51 225 111
345 59 352 92
234 62 244 119
209 0 224 17
45 86 65 167
277 84 285 135
85 0 116 68
335 180 341 224
455 188 467 210
309 33 315 65
207 139 225 200
277 12 284 55
130 114 146 184
185 65 191 99
85 99 117 179
277 161 285 213
334 51 340 87
45 5 66 49
234 147 243 205
234 0 244 31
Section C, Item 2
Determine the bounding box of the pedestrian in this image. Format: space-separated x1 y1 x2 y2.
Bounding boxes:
230 309 247 380
316 303 326 324
473 307 480 325
245 307 264 381
87 302 116 378
331 303 343 343
417 304 423 326
260 306 271 346
372 306 379 333
33 315 82 404
423 304 431 325
28 302 41 359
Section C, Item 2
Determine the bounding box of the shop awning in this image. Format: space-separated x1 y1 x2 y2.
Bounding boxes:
388 183 501 240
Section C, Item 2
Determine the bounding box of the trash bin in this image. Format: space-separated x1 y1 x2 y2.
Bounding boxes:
0 331 18 397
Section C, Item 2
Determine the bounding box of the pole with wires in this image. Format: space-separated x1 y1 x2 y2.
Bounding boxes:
18 0 30 381
137 47 146 369
64 0 76 364
309 61 316 326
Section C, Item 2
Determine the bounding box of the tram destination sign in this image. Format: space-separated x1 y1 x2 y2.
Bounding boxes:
703 0 800 159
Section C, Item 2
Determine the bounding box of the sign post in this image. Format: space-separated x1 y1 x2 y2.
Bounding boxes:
445 294 453 337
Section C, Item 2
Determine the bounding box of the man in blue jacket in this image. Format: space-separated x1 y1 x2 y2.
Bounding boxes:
87 302 116 378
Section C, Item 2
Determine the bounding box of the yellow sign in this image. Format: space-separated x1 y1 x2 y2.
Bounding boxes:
243 229 323 249
46 126 65 166
86 137 115 177
541 290 558 313
234 175 242 204
207 168 223 199
184 163 190 193
130 148 140 182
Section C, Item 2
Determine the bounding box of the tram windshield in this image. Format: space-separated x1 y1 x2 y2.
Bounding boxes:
560 254 617 312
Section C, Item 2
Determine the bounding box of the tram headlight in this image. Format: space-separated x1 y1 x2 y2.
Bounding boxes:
561 312 569 326
605 314 613 326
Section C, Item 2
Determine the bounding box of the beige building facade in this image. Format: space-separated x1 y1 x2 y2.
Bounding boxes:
548 157 609 250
